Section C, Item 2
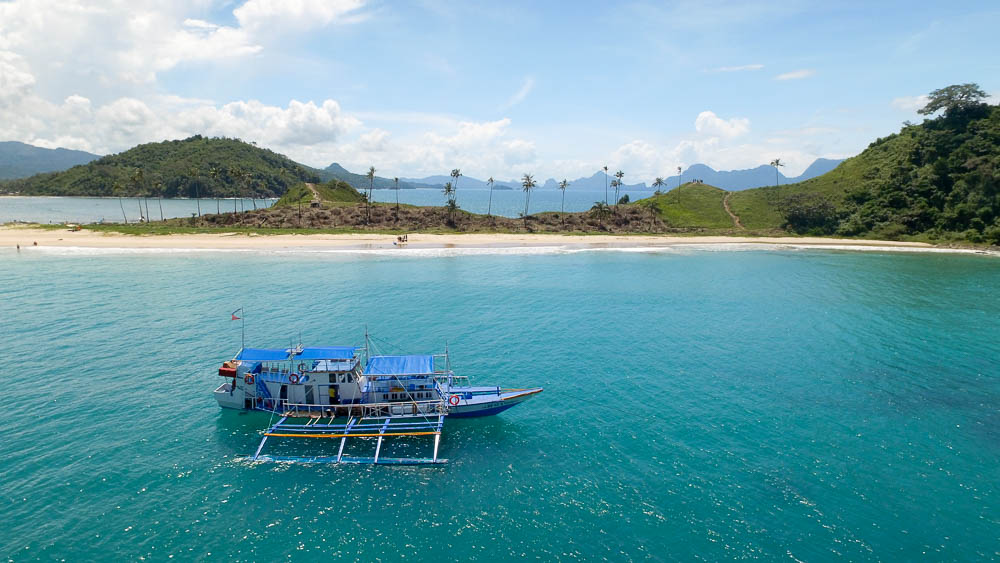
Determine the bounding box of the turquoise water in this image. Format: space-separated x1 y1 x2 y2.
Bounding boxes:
370 187 652 217
1 188 648 225
1 247 998 560
0 197 274 224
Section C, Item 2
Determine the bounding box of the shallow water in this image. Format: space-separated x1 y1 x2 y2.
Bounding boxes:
1 247 998 560
0 197 273 224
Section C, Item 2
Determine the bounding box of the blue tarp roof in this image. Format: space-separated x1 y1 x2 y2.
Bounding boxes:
297 347 356 360
364 355 434 375
237 348 290 361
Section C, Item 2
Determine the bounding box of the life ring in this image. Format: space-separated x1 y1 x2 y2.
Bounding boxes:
289 373 300 385
448 395 460 406
298 362 307 372
244 374 254 385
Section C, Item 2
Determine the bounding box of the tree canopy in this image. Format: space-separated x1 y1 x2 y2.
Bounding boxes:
918 83 989 117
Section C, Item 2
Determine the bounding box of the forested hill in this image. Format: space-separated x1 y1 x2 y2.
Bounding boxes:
730 92 1000 244
0 136 320 198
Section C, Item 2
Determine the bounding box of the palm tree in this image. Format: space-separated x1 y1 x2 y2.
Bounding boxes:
643 199 662 230
614 170 624 208
558 179 570 214
188 166 202 217
209 167 221 214
450 168 461 203
521 173 536 227
676 166 683 204
113 181 128 223
442 181 454 203
393 177 400 219
610 179 620 209
603 165 609 205
770 158 784 186
487 177 495 217
652 177 665 195
130 168 145 222
366 166 376 223
153 180 164 221
243 171 256 210
590 201 610 228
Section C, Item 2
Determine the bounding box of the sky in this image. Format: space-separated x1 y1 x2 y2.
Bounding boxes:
1 0 998 182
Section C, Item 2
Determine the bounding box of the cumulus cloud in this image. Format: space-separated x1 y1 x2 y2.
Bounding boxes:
775 69 815 80
694 111 750 139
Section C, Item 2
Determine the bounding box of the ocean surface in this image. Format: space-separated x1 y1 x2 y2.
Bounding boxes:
1 246 998 560
0 197 275 224
0 188 652 225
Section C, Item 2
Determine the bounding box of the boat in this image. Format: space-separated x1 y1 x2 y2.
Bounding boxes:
213 338 542 465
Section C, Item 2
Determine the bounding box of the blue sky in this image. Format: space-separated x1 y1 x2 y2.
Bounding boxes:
1 0 997 181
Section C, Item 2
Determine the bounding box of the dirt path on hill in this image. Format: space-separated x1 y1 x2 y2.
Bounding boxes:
723 192 744 229
304 182 321 205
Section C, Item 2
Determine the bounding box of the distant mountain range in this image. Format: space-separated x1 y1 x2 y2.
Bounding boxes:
395 158 844 192
0 141 101 180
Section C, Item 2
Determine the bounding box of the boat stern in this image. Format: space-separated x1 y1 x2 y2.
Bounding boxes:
214 381 245 409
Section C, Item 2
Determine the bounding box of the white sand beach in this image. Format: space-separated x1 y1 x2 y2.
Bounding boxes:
0 224 970 252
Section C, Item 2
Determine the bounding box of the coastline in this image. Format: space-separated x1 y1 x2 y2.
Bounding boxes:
1 225 994 255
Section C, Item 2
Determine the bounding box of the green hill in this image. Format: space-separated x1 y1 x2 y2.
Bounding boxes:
728 97 1000 243
273 180 365 208
645 183 734 228
0 136 320 198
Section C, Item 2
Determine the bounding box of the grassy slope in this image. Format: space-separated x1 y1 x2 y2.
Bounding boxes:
645 183 734 228
1 136 319 198
273 180 365 208
728 136 917 230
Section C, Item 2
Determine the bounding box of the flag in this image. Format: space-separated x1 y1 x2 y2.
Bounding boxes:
231 308 242 321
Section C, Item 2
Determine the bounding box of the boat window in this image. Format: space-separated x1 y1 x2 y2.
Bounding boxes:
305 386 314 404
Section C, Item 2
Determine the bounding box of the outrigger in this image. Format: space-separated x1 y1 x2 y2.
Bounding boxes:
213 337 542 465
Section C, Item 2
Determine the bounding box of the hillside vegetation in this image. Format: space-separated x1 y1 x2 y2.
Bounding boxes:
273 180 365 208
730 89 999 244
0 141 101 180
1 136 319 198
644 184 734 228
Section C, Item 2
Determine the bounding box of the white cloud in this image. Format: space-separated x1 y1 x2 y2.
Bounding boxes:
234 0 370 31
775 69 815 80
711 63 764 72
501 76 535 110
890 95 929 112
694 111 750 139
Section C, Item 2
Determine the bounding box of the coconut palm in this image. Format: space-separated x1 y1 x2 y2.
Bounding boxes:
769 158 784 186
188 166 202 217
590 201 610 228
652 177 665 195
521 173 536 226
610 179 620 210
366 166 376 223
113 181 128 223
614 170 624 208
130 168 145 222
487 177 495 216
643 199 662 230
450 168 461 203
676 166 683 204
242 171 256 210
209 167 221 214
153 180 164 221
558 179 570 214
442 181 454 202
603 165 609 205
393 177 400 218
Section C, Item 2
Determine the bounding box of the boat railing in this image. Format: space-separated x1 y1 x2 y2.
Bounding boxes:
280 399 448 418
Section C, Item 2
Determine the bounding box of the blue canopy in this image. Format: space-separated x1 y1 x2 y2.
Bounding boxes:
364 355 434 375
297 346 356 360
237 348 290 362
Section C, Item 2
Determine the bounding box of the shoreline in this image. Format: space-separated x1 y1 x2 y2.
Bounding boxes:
1 225 994 255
